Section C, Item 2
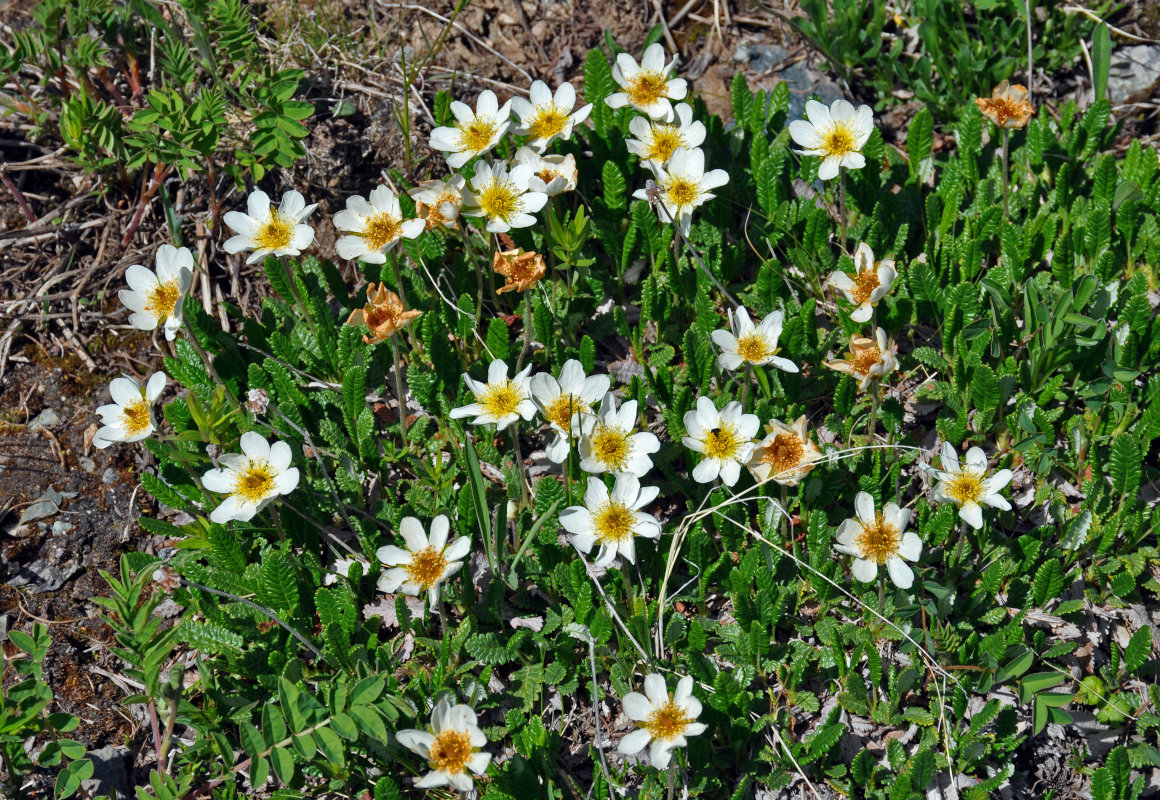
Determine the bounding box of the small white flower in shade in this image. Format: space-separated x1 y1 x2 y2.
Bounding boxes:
618 673 707 769
222 188 317 264
824 327 898 392
576 394 661 478
682 396 759 487
119 245 194 341
200 432 300 524
747 416 823 486
632 147 728 236
561 474 661 567
92 372 166 449
510 80 592 151
828 242 896 323
323 556 368 586
529 359 610 464
333 186 425 264
710 307 798 373
514 147 578 196
606 43 687 121
376 515 470 605
449 359 536 431
788 98 875 181
428 89 511 169
930 442 1013 530
396 698 491 793
460 160 549 233
410 175 467 230
626 103 706 167
834 491 922 589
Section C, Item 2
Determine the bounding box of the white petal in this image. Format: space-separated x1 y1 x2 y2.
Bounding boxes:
399 517 428 551
850 558 877 583
886 557 914 589
618 727 652 755
959 502 985 530
622 692 653 721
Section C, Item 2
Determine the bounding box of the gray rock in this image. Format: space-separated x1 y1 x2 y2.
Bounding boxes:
8 560 82 593
102 468 118 485
51 519 74 536
27 408 60 431
18 487 77 524
77 456 96 474
734 43 789 74
80 746 131 800
1107 45 1160 104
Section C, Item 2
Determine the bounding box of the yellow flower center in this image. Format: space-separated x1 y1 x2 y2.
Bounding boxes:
477 179 522 224
625 71 670 108
850 268 880 305
646 126 684 163
527 104 568 140
478 380 524 420
735 333 770 364
590 424 631 472
359 212 402 252
233 460 276 504
145 280 181 319
428 728 473 775
458 116 498 153
644 698 691 741
544 393 588 431
664 177 699 209
536 167 560 186
593 500 635 544
761 433 804 476
404 546 449 589
851 344 883 376
945 471 985 506
821 123 858 158
703 423 741 461
119 398 152 437
255 212 295 252
854 513 900 565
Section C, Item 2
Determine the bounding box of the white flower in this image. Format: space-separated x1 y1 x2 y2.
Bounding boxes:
561 475 661 567
682 396 759 487
514 147 578 196
323 557 368 586
747 416 823 486
428 89 511 169
618 673 707 769
930 442 1013 530
396 698 491 793
606 43 688 121
529 359 610 463
201 432 300 523
626 103 705 167
834 491 922 589
631 147 728 236
410 175 467 230
376 515 470 605
119 245 194 341
510 80 592 151
460 160 548 233
449 359 536 431
788 98 874 181
576 394 661 478
222 188 317 264
333 186 425 264
709 307 798 373
828 242 896 323
824 327 898 392
92 372 166 449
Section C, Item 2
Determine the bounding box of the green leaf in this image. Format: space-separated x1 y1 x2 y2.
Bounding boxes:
907 107 934 183
1109 436 1142 497
1032 560 1065 607
349 675 386 706
1123 626 1153 673
602 161 626 210
1092 23 1110 101
271 746 295 785
485 318 510 362
259 554 300 613
55 758 94 799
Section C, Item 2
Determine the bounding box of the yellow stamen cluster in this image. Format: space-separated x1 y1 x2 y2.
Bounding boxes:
359 212 402 252
428 729 473 774
405 546 449 589
945 471 985 505
664 177 699 209
478 179 521 224
644 698 692 741
255 212 294 251
854 513 901 564
850 269 881 305
458 117 498 152
821 123 857 158
527 105 568 140
544 394 587 431
593 501 635 544
234 460 276 503
145 280 181 319
625 72 670 108
590 425 630 472
119 398 152 437
479 381 523 418
760 433 804 476
703 423 740 460
734 333 770 364
646 126 684 163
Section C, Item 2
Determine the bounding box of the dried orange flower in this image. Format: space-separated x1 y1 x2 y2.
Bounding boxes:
975 81 1034 130
493 248 546 294
346 283 420 344
824 327 898 392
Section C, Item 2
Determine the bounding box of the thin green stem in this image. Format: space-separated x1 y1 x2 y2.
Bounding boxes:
390 251 408 311
866 379 882 441
516 291 533 371
837 171 848 248
877 575 886 620
1000 128 1011 222
390 334 410 449
511 423 530 509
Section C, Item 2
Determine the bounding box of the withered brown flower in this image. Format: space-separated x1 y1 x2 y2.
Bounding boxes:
346 283 420 344
493 248 546 294
975 81 1035 130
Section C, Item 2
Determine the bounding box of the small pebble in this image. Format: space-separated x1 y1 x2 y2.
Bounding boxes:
78 456 96 474
102 467 118 485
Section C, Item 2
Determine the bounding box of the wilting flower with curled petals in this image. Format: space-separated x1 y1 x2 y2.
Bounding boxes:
748 416 823 486
834 491 922 589
461 160 548 233
449 359 535 431
577 394 661 478
346 283 420 344
410 176 466 230
529 359 610 463
618 673 706 769
492 247 546 295
682 396 759 487
975 81 1034 129
333 186 425 264
562 474 661 567
222 188 316 264
119 245 194 341
930 442 1013 529
201 432 299 523
376 515 470 605
93 372 166 449
396 698 491 792
788 99 874 181
632 147 728 236
428 89 511 169
825 327 898 392
828 243 896 323
607 43 687 121
626 103 706 167
514 147 578 196
510 80 592 151
710 307 798 373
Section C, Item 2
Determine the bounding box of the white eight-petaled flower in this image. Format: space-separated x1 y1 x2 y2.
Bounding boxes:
710 307 798 373
682 396 759 487
930 442 1013 530
834 491 923 589
201 432 300 524
626 102 706 168
93 371 167 449
428 89 511 169
561 474 661 567
460 160 549 233
222 188 317 264
529 359 610 464
606 43 687 121
633 147 728 236
827 242 896 323
396 698 491 793
788 98 874 181
450 359 536 431
376 515 470 605
510 80 591 151
119 245 194 341
618 673 707 769
576 394 661 478
333 186 425 264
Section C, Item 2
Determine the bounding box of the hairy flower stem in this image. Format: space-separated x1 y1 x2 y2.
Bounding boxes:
741 364 752 411
866 379 882 441
391 334 410 449
837 172 848 248
516 290 533 371
390 251 408 311
1000 128 1011 221
782 483 796 563
511 423 530 509
877 574 886 620
953 520 970 567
